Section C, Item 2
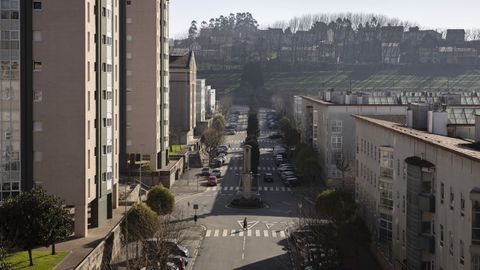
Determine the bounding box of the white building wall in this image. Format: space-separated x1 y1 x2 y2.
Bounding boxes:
356 118 480 270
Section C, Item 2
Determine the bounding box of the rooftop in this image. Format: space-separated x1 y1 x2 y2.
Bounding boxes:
353 115 480 163
170 51 194 68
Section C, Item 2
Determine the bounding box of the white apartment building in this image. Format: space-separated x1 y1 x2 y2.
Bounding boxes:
295 96 407 186
355 112 480 270
195 79 206 123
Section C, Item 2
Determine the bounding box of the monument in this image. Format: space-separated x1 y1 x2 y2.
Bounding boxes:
242 145 252 200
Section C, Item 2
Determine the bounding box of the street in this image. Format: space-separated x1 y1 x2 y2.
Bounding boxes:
175 106 316 270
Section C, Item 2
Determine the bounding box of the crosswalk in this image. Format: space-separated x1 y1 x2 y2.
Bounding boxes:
205 186 291 192
205 229 287 239
229 166 277 171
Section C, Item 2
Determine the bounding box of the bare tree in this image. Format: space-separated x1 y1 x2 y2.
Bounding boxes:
201 127 224 165
335 150 353 188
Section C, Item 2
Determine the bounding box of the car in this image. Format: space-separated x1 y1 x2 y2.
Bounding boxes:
168 256 187 270
208 176 218 186
269 133 283 139
264 172 274 182
225 129 236 135
283 177 300 187
201 167 210 176
211 168 221 178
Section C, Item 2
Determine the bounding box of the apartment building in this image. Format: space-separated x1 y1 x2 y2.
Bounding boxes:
169 50 196 145
27 0 120 237
123 0 170 172
206 86 216 117
195 79 206 123
355 110 480 270
294 95 407 186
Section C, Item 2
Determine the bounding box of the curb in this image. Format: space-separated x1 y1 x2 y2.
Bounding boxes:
186 225 206 270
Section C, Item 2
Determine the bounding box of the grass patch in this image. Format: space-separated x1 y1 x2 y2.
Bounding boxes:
6 251 68 270
169 145 186 156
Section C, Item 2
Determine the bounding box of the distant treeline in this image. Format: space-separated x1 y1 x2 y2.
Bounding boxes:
174 12 480 70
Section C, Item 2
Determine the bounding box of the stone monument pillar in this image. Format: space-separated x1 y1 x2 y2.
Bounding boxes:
242 145 252 200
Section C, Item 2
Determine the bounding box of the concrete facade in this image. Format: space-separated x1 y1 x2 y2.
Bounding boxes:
206 86 216 117
124 0 170 171
355 115 480 270
31 0 119 237
169 51 196 145
294 96 407 186
195 79 206 123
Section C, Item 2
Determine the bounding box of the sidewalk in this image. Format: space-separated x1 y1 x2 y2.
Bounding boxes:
34 205 129 270
182 225 205 270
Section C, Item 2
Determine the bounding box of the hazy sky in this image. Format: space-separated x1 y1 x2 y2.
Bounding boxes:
170 0 479 38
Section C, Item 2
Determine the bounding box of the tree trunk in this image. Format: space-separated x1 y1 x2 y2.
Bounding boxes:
28 248 33 266
51 243 56 255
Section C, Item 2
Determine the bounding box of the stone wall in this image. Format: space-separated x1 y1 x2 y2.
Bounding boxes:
75 222 124 270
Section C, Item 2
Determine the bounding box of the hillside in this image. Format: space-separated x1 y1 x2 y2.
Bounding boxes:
200 67 480 98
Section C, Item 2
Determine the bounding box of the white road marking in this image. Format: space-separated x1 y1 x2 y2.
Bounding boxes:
263 230 269 237
206 187 211 191
222 229 228 237
272 231 277 238
280 231 286 238
255 230 261 237
247 229 252 237
269 187 274 191
281 187 285 191
214 229 219 237
231 229 236 236
223 186 228 191
275 187 279 191
229 186 234 191
287 187 292 192
212 187 217 191
235 186 240 190
206 230 212 237
239 230 244 237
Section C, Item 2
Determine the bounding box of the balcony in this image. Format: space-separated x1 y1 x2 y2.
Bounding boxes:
419 194 436 213
419 235 435 254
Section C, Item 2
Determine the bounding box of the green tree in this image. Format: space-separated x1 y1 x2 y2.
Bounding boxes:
246 111 259 137
244 136 260 173
42 195 73 255
146 185 175 215
0 188 72 266
121 203 160 258
338 214 371 266
188 20 198 40
315 188 357 225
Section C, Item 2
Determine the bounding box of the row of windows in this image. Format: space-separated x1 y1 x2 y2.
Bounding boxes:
0 30 19 40
1 0 19 10
439 182 466 216
439 225 465 265
0 10 18 19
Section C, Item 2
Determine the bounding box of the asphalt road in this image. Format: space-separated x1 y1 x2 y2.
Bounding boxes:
177 106 314 270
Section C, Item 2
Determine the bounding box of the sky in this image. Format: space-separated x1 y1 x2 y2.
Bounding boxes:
170 0 479 38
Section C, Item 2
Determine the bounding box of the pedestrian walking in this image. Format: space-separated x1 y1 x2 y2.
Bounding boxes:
243 217 247 230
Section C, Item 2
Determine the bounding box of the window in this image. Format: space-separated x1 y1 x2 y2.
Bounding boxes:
33 31 42 41
87 149 90 169
33 121 42 132
87 2 90 22
87 91 90 111
102 118 112 127
33 90 42 102
33 61 42 71
102 145 112 155
33 1 42 10
440 182 445 204
34 152 42 162
331 135 342 149
87 120 90 140
460 240 464 264
331 120 342 133
380 148 394 178
101 7 106 16
450 187 454 210
4 129 11 140
440 225 444 247
88 178 91 198
461 193 465 217
449 231 454 255
126 105 132 112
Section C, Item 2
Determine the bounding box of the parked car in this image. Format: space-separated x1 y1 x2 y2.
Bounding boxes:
201 167 210 176
211 168 221 178
264 172 274 182
225 129 236 135
208 176 218 186
269 133 283 139
283 177 300 187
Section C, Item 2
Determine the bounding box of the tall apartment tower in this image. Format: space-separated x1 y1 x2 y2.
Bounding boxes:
0 0 120 237
123 0 169 171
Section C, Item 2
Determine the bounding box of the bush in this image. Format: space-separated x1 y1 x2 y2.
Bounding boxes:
121 203 159 243
229 197 264 209
146 185 175 215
